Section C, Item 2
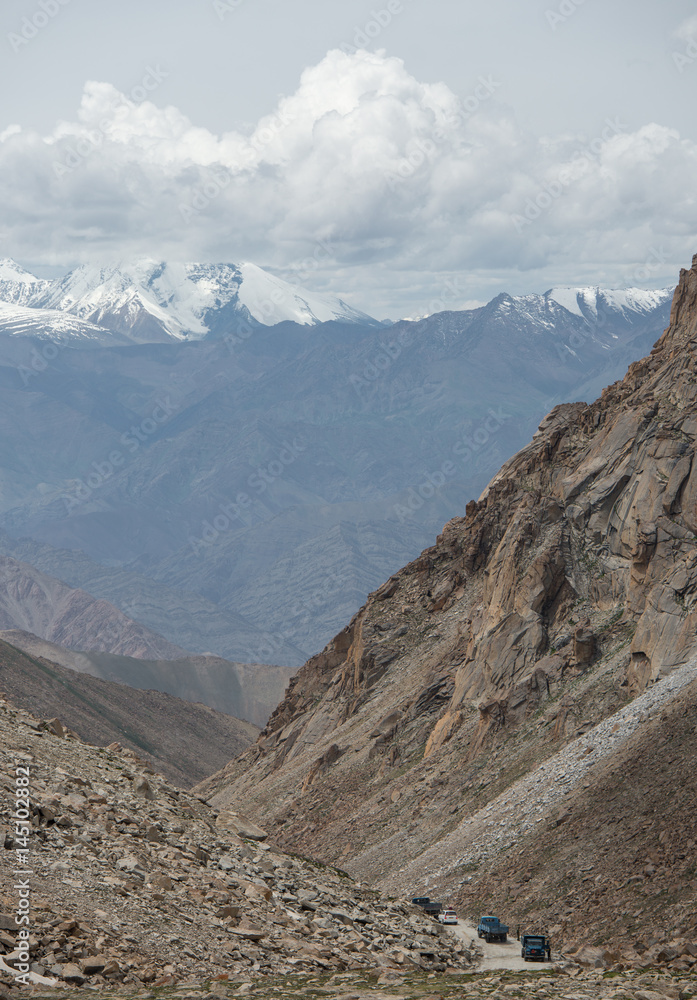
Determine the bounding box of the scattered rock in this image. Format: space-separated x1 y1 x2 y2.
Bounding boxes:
61 962 86 983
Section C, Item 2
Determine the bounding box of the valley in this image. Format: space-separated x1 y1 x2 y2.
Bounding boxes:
2 8 694 995
0 254 694 995
195 254 697 966
0 257 673 667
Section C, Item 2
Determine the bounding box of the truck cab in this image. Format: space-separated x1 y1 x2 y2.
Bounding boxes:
521 934 551 961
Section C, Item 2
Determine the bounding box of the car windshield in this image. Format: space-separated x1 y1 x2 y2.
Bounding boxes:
525 937 545 944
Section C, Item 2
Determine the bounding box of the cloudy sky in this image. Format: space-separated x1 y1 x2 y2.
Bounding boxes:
1 0 696 318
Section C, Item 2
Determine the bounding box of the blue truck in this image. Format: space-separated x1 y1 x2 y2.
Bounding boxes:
477 915 509 942
521 934 551 961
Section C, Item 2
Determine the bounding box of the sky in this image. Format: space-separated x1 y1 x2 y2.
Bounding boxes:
1 0 696 319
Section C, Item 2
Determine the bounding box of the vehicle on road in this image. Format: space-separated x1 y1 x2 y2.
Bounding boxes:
477 915 509 942
521 933 551 961
438 909 458 925
410 897 442 919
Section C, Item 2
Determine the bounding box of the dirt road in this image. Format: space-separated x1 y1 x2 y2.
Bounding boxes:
450 921 553 972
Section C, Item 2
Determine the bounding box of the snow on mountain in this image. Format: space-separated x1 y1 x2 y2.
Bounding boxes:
236 261 375 326
28 260 203 343
546 286 588 317
25 258 377 343
547 285 673 322
0 259 51 307
0 301 127 344
0 256 673 348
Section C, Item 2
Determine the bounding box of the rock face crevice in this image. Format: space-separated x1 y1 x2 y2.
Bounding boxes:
196 256 697 928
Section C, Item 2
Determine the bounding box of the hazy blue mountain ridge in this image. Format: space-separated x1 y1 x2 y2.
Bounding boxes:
0 260 674 664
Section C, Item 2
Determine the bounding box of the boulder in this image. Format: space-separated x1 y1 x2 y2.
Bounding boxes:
570 945 607 968
229 926 265 942
81 955 107 974
133 777 154 800
573 624 596 666
61 962 86 983
216 810 267 841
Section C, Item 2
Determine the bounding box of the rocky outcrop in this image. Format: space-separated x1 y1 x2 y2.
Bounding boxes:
196 256 697 953
416 668 697 967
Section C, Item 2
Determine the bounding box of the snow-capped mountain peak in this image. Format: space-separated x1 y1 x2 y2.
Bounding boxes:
29 260 204 343
0 258 40 282
547 285 673 321
14 257 377 343
236 261 373 326
0 259 52 307
0 256 674 348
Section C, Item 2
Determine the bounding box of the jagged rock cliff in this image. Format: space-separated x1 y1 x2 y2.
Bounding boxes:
197 257 697 952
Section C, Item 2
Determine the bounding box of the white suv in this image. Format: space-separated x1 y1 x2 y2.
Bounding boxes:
438 909 458 924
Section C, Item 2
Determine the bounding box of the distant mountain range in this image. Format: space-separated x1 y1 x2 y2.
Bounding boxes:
0 255 675 669
0 257 378 343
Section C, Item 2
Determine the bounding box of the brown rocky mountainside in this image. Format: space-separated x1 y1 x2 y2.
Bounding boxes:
0 676 690 998
0 694 472 991
0 638 258 786
0 629 294 728
198 255 697 960
0 554 186 659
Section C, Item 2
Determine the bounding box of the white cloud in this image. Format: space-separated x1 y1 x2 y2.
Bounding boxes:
0 124 21 143
0 49 695 315
675 15 697 41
